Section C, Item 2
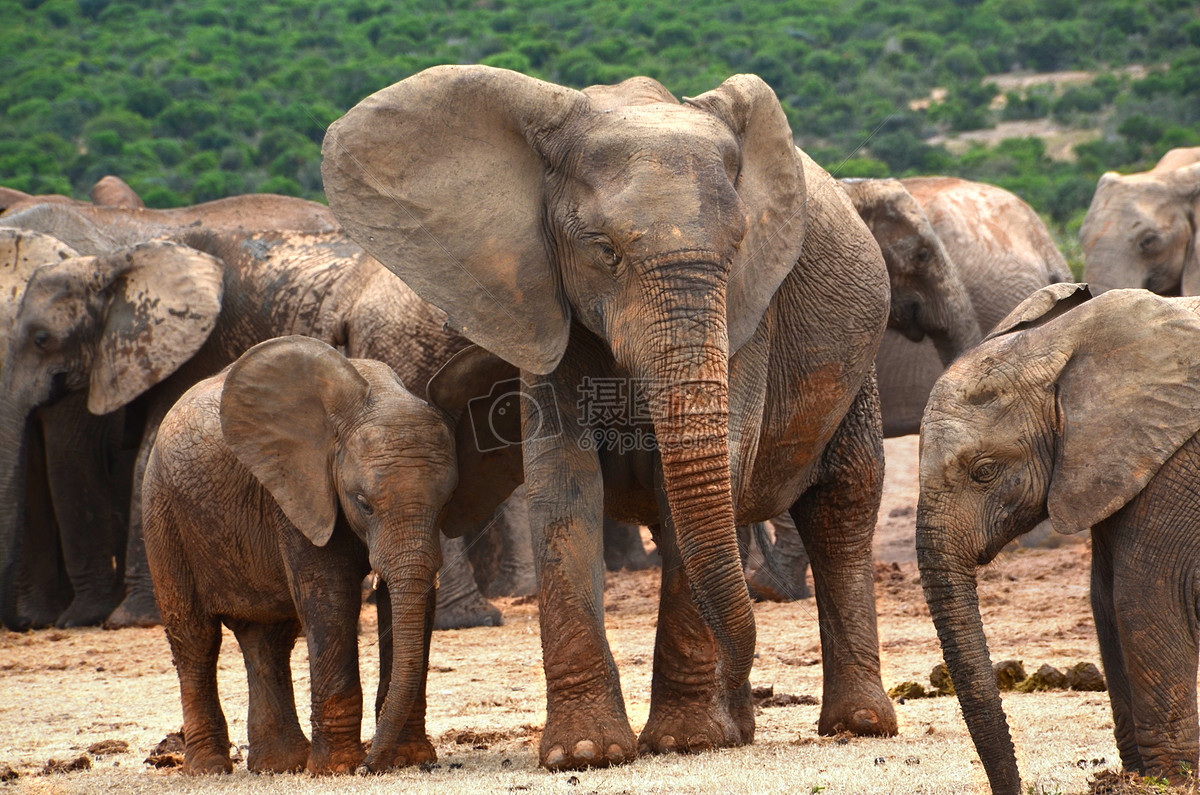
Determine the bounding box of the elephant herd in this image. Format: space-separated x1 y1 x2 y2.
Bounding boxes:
2 65 1199 793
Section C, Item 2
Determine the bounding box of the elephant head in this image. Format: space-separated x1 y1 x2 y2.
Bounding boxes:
322 65 808 687
0 229 78 371
841 178 981 365
1080 152 1200 296
89 176 144 209
916 283 1200 794
219 337 521 771
0 239 223 629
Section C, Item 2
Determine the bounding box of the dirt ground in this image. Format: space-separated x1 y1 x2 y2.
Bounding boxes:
0 436 1156 794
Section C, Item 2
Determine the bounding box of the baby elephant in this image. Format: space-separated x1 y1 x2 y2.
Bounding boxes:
144 336 520 774
917 283 1200 794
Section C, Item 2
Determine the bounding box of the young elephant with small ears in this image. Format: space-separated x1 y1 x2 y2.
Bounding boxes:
143 336 520 774
917 283 1200 793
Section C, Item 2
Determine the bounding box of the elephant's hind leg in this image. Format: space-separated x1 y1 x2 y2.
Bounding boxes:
229 619 309 773
1090 525 1142 772
790 378 896 737
638 519 754 757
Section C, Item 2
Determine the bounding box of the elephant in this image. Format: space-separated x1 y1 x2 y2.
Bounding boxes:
0 228 132 628
916 282 1200 792
143 336 519 775
323 65 897 770
1079 146 1200 296
874 176 1072 437
0 207 488 630
0 175 142 213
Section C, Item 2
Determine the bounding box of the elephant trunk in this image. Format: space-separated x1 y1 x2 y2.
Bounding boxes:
0 393 32 630
928 286 982 368
631 258 754 691
363 533 440 771
917 515 1021 795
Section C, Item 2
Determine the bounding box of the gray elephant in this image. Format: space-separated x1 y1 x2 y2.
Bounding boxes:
144 336 518 775
874 177 1072 436
0 228 131 628
0 207 487 630
1080 146 1200 295
917 283 1200 793
324 65 896 770
0 175 145 214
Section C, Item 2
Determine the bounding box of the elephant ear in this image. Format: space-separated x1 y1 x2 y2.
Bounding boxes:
0 227 76 328
684 74 807 352
88 241 224 414
1168 162 1200 296
983 282 1092 342
322 65 588 375
0 203 121 256
427 345 524 538
221 336 371 546
1046 289 1200 534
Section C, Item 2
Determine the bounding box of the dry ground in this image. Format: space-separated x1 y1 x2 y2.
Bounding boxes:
0 437 1170 794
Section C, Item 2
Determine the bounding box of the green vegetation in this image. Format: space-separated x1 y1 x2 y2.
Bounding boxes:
1 0 1198 250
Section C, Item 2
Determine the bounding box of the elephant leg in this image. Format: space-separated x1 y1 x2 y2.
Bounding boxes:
106 405 167 629
746 514 811 601
789 380 896 737
433 533 502 629
15 419 71 628
487 488 538 598
639 514 754 756
528 403 636 771
229 619 309 773
375 582 437 767
280 527 365 774
603 518 658 572
1090 525 1142 772
1112 552 1200 781
42 399 128 628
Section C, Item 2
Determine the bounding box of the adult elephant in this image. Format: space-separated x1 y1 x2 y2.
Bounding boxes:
0 229 131 628
0 207 488 630
873 177 1072 437
0 175 143 213
1079 146 1200 295
324 65 896 770
917 284 1200 792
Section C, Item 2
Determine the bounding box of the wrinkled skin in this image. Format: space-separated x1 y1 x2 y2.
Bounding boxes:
0 207 481 631
875 177 1072 437
324 66 896 771
1080 147 1200 296
145 337 507 774
917 284 1200 793
0 228 131 629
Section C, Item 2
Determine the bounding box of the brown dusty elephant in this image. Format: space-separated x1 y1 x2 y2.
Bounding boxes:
0 175 144 213
873 176 1072 437
1080 146 1200 296
0 206 488 630
0 228 132 628
324 65 896 770
917 283 1200 793
144 336 519 775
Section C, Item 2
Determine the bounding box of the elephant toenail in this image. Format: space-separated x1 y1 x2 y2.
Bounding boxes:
545 747 565 768
659 735 677 753
606 743 624 762
853 709 880 728
687 735 712 752
572 740 598 761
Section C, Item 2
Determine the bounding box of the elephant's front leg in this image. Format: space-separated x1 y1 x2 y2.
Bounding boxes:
639 510 754 756
1090 525 1142 772
524 376 636 770
790 380 896 737
280 526 367 774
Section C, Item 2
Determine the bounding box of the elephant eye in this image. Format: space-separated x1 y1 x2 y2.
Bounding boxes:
598 242 621 269
969 458 1000 484
32 329 51 349
1138 232 1161 254
915 247 931 264
354 493 374 515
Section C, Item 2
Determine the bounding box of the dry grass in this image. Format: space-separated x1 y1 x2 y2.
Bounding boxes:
0 437 1191 794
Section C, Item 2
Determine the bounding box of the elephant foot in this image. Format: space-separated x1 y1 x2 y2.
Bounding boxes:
433 594 502 630
817 680 897 737
7 606 58 631
638 679 754 755
184 745 234 775
307 739 365 775
540 707 637 770
104 590 162 629
247 736 309 774
363 737 436 771
57 594 122 628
